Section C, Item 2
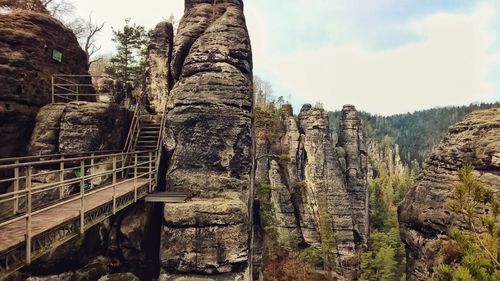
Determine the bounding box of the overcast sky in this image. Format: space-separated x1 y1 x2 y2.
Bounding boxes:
73 0 500 115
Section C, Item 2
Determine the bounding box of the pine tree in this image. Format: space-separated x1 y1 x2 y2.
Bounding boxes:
105 19 148 92
432 164 500 280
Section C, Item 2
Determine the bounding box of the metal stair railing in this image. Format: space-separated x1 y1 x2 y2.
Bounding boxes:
153 102 169 185
122 103 143 178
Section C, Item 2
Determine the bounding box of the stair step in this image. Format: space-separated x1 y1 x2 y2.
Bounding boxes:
139 133 160 137
138 138 158 141
141 125 161 129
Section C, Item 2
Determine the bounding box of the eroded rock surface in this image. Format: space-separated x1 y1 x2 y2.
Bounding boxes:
160 0 253 279
0 11 92 159
337 105 369 245
145 21 174 113
253 104 368 279
398 108 500 280
27 102 129 155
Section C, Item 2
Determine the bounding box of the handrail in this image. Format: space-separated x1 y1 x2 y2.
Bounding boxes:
0 150 155 170
51 74 110 103
123 105 141 152
0 150 120 164
156 101 168 151
0 149 158 269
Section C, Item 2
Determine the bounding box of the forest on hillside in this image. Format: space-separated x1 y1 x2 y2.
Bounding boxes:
329 102 499 164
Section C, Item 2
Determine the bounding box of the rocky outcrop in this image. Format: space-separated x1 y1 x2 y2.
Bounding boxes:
337 105 369 245
254 104 368 279
145 21 174 113
366 138 405 179
398 108 500 280
27 102 129 155
0 11 92 159
98 273 140 281
160 0 253 279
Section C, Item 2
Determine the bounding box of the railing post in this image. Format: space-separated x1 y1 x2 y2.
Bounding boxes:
148 151 152 192
76 82 79 102
121 154 125 178
25 166 32 265
51 75 55 103
13 160 19 215
79 160 85 234
59 156 65 200
112 156 117 214
134 153 138 202
90 154 95 190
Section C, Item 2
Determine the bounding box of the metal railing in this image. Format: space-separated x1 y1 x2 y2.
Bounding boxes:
123 104 142 154
51 74 107 103
0 149 158 277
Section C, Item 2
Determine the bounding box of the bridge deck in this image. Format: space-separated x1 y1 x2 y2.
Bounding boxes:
0 179 149 253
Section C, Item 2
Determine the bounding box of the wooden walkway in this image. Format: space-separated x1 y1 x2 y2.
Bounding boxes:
0 179 149 253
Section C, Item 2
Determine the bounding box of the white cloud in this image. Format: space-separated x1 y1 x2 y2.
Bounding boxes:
256 3 500 114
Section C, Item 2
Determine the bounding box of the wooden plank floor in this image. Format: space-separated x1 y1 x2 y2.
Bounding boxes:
0 179 149 252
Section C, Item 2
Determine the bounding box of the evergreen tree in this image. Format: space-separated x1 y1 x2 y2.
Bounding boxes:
360 169 413 280
432 164 500 281
105 19 148 91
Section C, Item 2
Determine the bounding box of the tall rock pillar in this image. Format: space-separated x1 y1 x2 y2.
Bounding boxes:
145 21 174 113
338 105 369 246
159 0 253 280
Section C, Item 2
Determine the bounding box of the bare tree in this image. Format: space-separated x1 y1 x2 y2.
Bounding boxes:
41 0 74 18
82 13 105 67
253 75 274 108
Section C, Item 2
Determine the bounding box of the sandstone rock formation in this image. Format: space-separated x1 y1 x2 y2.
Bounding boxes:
27 102 129 155
0 11 92 159
145 21 174 113
98 273 140 281
337 105 369 245
253 104 368 279
160 0 253 279
366 138 405 179
398 108 500 280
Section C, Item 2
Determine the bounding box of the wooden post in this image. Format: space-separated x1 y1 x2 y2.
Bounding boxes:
51 75 55 103
90 154 94 190
76 82 79 102
13 160 19 215
25 166 32 264
59 156 64 199
80 160 85 234
112 156 117 214
134 153 138 202
121 154 125 178
148 152 152 192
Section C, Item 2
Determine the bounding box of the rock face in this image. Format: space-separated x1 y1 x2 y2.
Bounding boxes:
398 108 500 280
145 21 174 113
27 102 129 155
366 138 405 179
0 11 92 159
337 105 369 245
254 104 368 279
160 0 253 279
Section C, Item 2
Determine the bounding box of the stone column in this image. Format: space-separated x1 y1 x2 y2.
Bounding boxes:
159 0 253 280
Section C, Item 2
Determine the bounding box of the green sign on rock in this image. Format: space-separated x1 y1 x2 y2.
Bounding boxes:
52 50 62 63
